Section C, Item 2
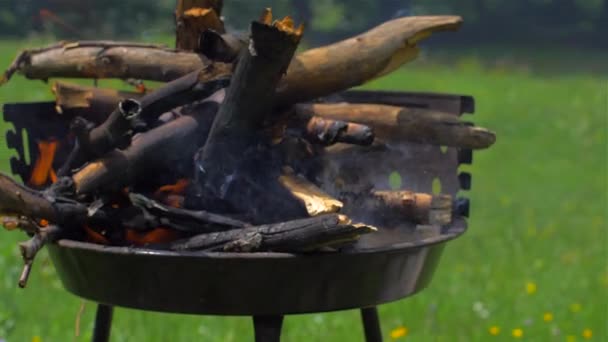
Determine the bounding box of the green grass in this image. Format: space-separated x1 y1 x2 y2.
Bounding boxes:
0 39 607 341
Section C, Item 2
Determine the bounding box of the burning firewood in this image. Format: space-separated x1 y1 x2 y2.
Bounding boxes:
170 214 376 252
197 10 304 204
2 16 461 108
0 3 495 291
295 103 496 149
63 68 230 174
71 93 224 195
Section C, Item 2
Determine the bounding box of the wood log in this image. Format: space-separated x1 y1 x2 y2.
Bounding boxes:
278 171 343 217
128 193 249 232
295 103 496 149
289 111 374 146
276 16 463 106
2 16 460 105
199 12 303 198
72 91 224 195
0 41 232 84
341 191 452 226
18 224 62 288
0 173 88 225
78 68 230 158
169 214 376 252
198 31 247 62
53 81 142 123
175 0 225 50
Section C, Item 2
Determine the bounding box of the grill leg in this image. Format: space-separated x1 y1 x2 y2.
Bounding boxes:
360 307 382 342
92 304 114 342
253 315 284 342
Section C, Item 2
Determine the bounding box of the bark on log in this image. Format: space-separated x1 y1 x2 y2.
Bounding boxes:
169 214 375 252
341 191 452 226
0 173 87 225
276 16 463 106
18 224 62 288
198 31 247 62
72 91 224 195
291 111 375 146
1 41 232 83
199 13 303 198
296 103 496 149
53 81 142 123
175 0 225 51
2 16 461 105
75 68 230 163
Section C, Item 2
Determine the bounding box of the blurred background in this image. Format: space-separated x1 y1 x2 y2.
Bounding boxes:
0 0 606 341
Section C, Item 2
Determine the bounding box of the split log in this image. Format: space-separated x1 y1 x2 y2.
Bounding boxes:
169 214 376 252
72 91 224 195
278 171 343 217
2 16 461 106
175 0 225 51
199 11 303 198
295 103 496 149
341 191 453 226
1 41 232 84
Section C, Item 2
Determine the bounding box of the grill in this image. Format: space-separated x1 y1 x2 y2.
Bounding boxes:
3 89 475 342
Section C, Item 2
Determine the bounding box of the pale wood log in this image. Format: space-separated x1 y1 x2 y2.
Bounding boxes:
1 41 232 84
296 103 496 149
276 16 462 106
341 190 452 225
278 172 343 217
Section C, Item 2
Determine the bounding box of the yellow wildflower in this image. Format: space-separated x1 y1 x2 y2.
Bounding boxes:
512 328 524 338
569 303 582 313
566 335 577 342
582 329 592 339
390 326 408 340
543 312 554 322
489 326 501 336
526 282 537 295
32 337 42 342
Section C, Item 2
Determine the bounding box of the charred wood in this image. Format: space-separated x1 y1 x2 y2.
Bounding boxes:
169 214 375 252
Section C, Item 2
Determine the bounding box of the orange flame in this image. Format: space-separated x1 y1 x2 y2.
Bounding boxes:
154 179 189 208
84 225 110 245
29 140 59 187
125 228 178 246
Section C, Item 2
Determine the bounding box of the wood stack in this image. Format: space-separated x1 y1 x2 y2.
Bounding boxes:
0 1 495 288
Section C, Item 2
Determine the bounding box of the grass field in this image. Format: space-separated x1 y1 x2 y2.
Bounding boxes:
0 39 606 341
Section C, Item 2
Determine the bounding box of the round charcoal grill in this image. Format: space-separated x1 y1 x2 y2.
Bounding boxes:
3 90 475 342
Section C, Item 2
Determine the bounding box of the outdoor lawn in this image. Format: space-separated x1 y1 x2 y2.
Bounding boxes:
0 39 606 341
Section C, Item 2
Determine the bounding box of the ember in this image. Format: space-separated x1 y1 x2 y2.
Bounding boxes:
0 0 496 292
